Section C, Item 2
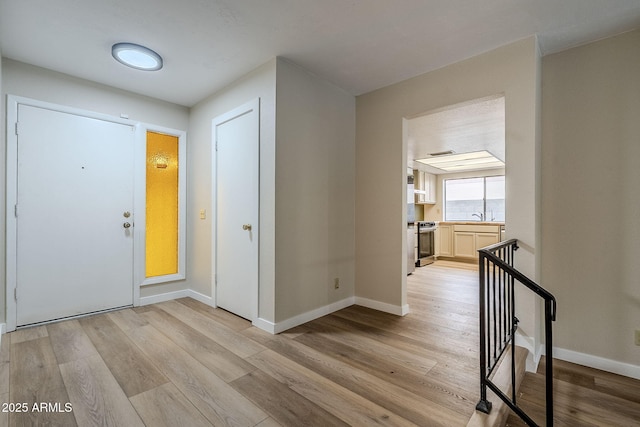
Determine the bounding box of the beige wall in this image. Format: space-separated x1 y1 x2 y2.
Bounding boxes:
356 37 542 358
541 30 640 369
188 59 277 322
274 59 355 322
1 59 191 312
2 60 188 129
188 58 355 327
356 38 539 314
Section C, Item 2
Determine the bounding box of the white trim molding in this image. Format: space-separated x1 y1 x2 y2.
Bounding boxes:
253 297 355 334
551 347 640 381
139 290 190 306
137 124 188 291
252 318 277 334
186 290 215 307
137 289 213 308
514 331 539 373
355 297 410 316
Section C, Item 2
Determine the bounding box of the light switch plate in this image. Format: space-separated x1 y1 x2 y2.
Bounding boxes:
635 330 640 346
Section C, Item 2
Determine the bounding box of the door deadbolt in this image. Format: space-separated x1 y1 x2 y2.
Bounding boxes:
123 222 131 229
242 224 252 231
123 211 131 218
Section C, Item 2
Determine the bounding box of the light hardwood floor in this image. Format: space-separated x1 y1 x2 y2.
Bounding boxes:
505 357 640 426
2 262 639 426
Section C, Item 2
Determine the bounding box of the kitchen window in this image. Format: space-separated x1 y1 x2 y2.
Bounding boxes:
444 176 505 222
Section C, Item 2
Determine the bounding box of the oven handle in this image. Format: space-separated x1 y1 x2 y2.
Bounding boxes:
418 228 436 233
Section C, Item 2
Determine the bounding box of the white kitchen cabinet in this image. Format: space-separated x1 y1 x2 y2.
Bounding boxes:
453 232 476 258
475 232 500 252
436 224 452 257
414 170 436 204
452 224 501 259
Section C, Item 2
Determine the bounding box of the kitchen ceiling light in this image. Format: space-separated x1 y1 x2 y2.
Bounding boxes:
112 43 163 71
416 150 504 172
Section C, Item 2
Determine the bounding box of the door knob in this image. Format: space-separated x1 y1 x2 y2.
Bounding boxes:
123 222 131 229
123 211 131 218
242 224 252 231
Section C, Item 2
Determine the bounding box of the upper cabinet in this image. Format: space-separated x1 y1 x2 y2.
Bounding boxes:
414 170 436 204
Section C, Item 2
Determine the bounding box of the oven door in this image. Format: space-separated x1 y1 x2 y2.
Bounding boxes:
416 228 435 266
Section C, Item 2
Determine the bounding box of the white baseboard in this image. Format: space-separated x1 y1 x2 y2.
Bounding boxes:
551 347 640 380
253 297 356 334
354 296 409 316
186 289 215 307
139 290 190 306
512 331 640 381
252 317 277 334
139 289 214 307
514 331 540 373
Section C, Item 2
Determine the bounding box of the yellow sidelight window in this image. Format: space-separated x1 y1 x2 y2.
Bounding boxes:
146 131 179 277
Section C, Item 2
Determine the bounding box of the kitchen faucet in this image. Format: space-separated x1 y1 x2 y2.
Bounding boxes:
472 212 484 221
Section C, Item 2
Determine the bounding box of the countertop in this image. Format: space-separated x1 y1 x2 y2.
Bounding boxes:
437 221 505 226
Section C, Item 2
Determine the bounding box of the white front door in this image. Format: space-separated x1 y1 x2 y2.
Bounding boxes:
213 99 259 321
15 104 135 326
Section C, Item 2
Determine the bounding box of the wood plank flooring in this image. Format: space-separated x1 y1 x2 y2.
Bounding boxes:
505 357 640 426
2 261 639 426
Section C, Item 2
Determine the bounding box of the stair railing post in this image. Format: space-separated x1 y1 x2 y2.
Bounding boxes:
545 299 554 426
476 252 492 414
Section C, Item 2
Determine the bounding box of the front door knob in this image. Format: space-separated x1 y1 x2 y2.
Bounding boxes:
123 222 131 229
242 224 252 231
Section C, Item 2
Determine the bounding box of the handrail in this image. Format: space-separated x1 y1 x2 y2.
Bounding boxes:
480 240 557 320
475 239 556 427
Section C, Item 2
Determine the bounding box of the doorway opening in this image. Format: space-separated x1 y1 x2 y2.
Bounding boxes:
405 95 506 272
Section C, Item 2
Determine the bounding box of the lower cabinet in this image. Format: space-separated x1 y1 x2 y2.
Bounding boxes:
453 232 476 258
436 224 452 257
435 223 502 260
475 232 500 252
452 224 501 259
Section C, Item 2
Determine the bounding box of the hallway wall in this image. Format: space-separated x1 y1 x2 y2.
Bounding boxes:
541 29 640 375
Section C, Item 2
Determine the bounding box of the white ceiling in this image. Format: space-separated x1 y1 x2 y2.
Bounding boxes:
408 96 505 174
1 0 640 107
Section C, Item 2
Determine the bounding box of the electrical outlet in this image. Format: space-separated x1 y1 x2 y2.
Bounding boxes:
334 278 340 289
635 330 640 346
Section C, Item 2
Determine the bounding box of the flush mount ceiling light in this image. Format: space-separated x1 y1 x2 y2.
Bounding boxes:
112 43 163 71
416 150 504 172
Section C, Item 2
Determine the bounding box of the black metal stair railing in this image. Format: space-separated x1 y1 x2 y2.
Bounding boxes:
475 239 557 427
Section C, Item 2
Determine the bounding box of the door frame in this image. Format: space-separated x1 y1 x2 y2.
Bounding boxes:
6 96 148 331
138 125 188 287
211 98 260 320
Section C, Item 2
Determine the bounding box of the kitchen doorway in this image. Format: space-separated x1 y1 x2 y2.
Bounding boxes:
405 95 506 270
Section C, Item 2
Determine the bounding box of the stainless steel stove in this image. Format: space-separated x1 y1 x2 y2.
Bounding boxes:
415 221 436 267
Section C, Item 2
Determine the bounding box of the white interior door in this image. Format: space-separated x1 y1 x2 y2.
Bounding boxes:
15 104 135 326
214 99 259 321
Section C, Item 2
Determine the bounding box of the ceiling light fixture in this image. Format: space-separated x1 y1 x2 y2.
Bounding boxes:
112 43 163 71
428 150 455 156
416 150 504 172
